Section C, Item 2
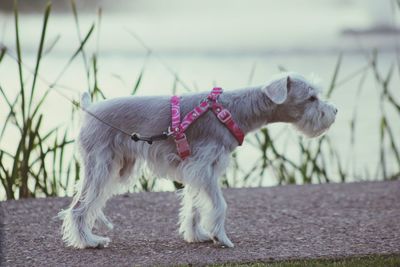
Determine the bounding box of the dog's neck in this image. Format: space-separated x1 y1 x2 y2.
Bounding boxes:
222 87 278 134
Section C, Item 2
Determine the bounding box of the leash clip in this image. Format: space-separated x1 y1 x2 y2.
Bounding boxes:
131 131 170 145
166 127 176 136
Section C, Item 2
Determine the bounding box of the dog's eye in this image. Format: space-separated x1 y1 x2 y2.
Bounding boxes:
309 96 317 102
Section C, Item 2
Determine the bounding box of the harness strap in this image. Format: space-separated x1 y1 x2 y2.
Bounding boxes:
180 100 210 132
170 96 181 133
170 87 245 159
207 87 223 101
211 102 244 145
170 96 191 159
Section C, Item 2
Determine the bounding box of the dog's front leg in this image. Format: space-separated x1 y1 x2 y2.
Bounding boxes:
179 148 233 248
179 185 211 243
196 178 234 248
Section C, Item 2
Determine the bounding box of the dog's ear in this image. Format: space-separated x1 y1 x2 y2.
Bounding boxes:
263 76 289 104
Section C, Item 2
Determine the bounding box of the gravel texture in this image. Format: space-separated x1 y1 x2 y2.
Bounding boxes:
1 181 399 266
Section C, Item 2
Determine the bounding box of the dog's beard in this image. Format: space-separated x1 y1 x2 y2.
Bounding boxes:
294 105 336 138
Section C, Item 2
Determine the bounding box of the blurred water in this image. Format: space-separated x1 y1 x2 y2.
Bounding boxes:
0 0 399 195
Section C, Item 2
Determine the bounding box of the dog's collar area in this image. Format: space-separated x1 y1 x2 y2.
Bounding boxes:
170 87 245 159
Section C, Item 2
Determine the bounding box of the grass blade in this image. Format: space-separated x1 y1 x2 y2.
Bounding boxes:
31 90 51 119
28 1 52 115
382 62 395 93
51 23 95 87
43 34 61 57
13 0 25 122
131 54 150 95
91 55 106 100
327 52 342 98
0 151 14 199
247 62 257 85
0 86 22 139
70 0 90 88
0 46 6 63
132 62 147 95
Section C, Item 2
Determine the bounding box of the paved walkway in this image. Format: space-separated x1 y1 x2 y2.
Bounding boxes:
1 181 399 266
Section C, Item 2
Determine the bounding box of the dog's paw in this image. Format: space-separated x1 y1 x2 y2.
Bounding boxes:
85 235 111 249
183 226 212 243
182 230 196 243
212 234 234 248
193 226 212 242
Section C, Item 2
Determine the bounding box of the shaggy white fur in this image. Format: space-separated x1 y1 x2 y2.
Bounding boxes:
58 72 337 249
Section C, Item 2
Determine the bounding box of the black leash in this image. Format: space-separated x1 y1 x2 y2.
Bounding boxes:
82 105 170 144
78 103 172 145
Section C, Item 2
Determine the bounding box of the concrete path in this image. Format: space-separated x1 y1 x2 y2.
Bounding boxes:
1 181 399 266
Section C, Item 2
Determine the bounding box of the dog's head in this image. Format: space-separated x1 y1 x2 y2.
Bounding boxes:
262 72 337 137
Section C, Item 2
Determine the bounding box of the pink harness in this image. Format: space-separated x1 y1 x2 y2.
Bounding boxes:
170 87 245 159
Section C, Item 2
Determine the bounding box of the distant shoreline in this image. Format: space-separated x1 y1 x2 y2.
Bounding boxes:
0 0 106 13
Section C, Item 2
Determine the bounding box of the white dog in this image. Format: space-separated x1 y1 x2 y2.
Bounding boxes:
59 72 337 248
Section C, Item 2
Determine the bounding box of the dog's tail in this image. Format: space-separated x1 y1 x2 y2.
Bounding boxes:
81 92 92 109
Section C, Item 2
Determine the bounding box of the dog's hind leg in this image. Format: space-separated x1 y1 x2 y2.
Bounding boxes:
95 154 137 231
59 148 118 248
178 185 211 243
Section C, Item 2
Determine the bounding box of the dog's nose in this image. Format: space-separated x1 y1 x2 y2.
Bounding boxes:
334 108 338 114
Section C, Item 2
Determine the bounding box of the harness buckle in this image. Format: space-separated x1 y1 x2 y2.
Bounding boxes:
175 134 191 159
216 109 232 123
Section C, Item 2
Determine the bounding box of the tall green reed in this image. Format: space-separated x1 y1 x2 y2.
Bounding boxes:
0 0 102 199
0 0 157 199
0 1 64 199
